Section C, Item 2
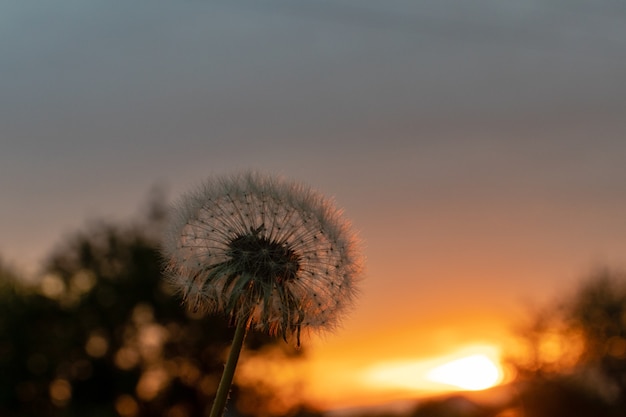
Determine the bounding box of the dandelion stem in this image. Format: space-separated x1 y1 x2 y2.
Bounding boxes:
209 316 249 417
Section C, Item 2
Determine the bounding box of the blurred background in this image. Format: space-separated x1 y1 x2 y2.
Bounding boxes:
2 1 626 416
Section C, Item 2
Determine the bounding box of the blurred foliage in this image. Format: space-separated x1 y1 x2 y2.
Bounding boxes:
509 268 626 417
0 196 314 417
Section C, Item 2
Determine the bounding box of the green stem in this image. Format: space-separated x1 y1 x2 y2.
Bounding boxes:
209 317 249 417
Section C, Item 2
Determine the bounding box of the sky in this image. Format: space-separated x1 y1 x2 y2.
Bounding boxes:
2 0 626 411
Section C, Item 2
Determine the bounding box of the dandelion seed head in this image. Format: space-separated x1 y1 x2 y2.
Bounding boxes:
162 171 362 344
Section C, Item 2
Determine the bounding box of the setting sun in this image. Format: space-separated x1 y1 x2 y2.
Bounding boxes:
357 344 505 405
426 354 502 391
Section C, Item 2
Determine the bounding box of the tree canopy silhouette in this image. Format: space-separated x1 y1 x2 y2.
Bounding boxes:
0 198 309 417
510 269 626 417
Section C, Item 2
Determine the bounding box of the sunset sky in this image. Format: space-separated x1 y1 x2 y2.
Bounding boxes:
2 0 626 411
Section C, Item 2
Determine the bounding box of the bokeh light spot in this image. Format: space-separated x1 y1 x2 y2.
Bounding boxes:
40 274 65 299
85 332 109 358
115 394 139 417
49 379 72 406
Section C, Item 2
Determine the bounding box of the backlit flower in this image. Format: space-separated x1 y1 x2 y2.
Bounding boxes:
162 172 362 345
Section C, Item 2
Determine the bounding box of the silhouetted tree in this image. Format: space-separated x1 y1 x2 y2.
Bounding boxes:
509 269 626 417
0 198 308 417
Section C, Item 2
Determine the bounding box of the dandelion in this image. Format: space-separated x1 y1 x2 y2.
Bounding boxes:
161 171 362 417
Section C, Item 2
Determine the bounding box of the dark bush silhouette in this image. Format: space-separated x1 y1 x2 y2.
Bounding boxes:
0 199 308 417
510 269 626 417
410 395 493 417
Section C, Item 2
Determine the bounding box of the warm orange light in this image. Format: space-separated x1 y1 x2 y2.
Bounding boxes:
362 345 504 395
426 354 501 390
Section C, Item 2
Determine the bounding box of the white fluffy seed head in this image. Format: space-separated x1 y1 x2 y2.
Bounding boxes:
161 171 363 344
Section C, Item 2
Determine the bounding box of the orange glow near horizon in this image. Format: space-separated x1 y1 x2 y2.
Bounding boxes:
301 343 509 410
363 344 503 391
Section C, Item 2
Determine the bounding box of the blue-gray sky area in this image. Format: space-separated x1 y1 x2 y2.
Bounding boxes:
2 1 626 373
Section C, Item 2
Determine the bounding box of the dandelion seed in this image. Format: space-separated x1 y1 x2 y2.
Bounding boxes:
161 171 363 417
